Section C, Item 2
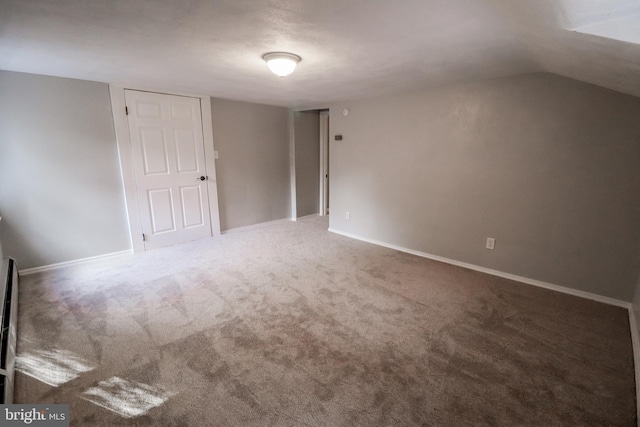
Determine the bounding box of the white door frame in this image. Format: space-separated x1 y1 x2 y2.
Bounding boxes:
288 110 297 221
319 110 330 216
109 85 221 253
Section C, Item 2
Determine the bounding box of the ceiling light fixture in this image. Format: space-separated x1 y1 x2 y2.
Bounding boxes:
262 52 301 78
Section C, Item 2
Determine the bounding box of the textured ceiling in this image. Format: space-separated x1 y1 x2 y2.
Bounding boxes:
0 0 639 107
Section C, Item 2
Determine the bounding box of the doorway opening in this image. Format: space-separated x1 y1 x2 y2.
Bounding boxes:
319 110 330 216
292 109 330 219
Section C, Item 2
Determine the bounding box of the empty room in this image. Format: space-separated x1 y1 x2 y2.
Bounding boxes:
1 0 640 425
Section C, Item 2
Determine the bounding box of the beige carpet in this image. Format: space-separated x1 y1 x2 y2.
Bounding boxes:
15 215 636 426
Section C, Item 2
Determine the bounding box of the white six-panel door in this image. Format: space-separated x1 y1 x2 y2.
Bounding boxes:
125 90 212 250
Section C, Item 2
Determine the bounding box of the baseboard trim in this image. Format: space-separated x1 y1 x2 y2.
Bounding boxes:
222 218 293 234
328 228 630 309
19 250 133 276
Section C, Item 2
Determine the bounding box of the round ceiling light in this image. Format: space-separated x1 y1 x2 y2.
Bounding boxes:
262 52 301 78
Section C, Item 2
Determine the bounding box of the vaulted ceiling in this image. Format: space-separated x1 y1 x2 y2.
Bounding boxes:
1 0 639 107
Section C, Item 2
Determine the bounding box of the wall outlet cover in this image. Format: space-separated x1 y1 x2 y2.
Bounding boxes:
486 237 495 250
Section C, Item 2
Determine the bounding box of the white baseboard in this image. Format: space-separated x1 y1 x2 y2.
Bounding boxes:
222 218 292 234
19 250 134 276
328 228 630 309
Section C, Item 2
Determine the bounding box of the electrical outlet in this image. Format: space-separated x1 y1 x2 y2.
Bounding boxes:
486 237 495 250
345 211 350 220
214 150 219 159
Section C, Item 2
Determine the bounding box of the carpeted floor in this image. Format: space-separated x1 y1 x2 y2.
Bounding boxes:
15 215 636 426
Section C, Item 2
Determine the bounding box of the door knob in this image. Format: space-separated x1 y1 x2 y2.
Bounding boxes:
197 176 206 181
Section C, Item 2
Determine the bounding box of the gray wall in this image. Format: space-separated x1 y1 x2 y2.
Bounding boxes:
0 71 130 269
329 73 640 301
294 110 320 218
211 98 291 231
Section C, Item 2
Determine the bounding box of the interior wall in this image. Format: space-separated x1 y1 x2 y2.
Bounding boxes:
0 71 130 270
294 110 320 218
328 72 640 301
211 98 290 231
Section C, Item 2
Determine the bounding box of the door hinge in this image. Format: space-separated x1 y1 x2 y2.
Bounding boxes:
125 106 129 115
142 233 146 242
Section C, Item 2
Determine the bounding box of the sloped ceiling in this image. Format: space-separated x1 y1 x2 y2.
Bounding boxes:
0 0 638 107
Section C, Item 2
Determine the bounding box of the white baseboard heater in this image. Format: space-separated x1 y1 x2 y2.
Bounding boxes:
0 257 18 404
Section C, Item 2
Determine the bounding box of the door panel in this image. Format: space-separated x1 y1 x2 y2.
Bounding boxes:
171 103 194 119
174 129 199 173
140 128 169 175
148 188 175 233
136 101 161 118
125 90 212 250
180 186 205 228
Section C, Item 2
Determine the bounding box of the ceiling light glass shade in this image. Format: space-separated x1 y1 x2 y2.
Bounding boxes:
263 52 301 77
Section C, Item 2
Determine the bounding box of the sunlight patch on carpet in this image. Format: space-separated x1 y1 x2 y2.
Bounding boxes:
16 348 96 387
80 376 176 418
